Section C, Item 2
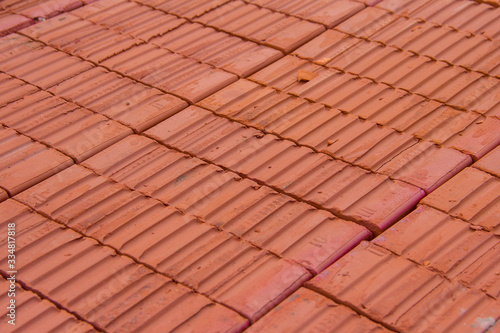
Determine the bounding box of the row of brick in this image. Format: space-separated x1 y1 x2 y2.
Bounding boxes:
0 32 429 236
376 0 500 41
250 136 500 331
335 6 500 79
9 158 363 322
0 278 97 332
246 57 500 158
15 3 498 169
0 199 251 330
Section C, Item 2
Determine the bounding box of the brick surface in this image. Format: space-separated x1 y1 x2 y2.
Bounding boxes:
0 126 73 196
474 144 500 177
0 278 97 332
195 1 325 53
151 22 283 77
0 199 249 332
421 167 500 234
307 241 500 332
102 44 237 103
48 67 188 132
247 288 389 332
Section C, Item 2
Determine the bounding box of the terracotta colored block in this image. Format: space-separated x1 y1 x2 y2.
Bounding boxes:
145 106 424 232
0 188 8 203
0 73 39 107
195 1 325 53
457 242 500 300
201 78 470 146
0 91 133 162
444 116 500 160
210 254 311 322
81 136 371 273
22 13 141 63
102 44 238 103
48 67 188 132
0 278 97 333
248 0 365 28
396 281 500 332
386 103 480 145
293 29 364 65
376 141 472 193
135 0 231 19
335 6 398 38
249 55 326 92
72 0 185 41
307 241 500 331
247 288 389 332
378 0 500 42
15 139 367 275
151 22 284 77
12 0 82 19
0 200 248 332
0 127 73 196
12 180 310 323
0 34 93 89
474 144 500 177
0 13 33 37
421 167 500 233
373 205 499 280
307 241 443 329
205 88 419 174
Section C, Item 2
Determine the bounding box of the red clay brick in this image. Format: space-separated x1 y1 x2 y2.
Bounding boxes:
374 205 499 282
0 278 97 332
0 199 249 332
135 0 231 19
443 116 500 160
0 34 93 89
247 0 365 28
377 0 500 43
474 144 500 177
22 13 141 63
421 167 500 234
307 241 500 332
376 141 472 193
145 106 424 233
72 0 185 41
0 13 33 37
0 91 133 162
7 0 82 19
0 73 39 107
0 126 73 196
0 189 8 203
101 44 238 103
47 67 188 132
151 22 283 77
195 1 325 53
80 136 371 273
247 288 389 332
13 170 312 323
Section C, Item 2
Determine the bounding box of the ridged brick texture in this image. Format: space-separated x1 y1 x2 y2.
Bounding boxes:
247 288 389 332
0 199 249 331
307 241 500 332
195 1 325 53
198 80 473 192
0 91 133 162
0 34 93 89
134 0 231 19
245 0 365 28
0 126 73 196
0 278 98 332
72 0 186 41
421 167 500 234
